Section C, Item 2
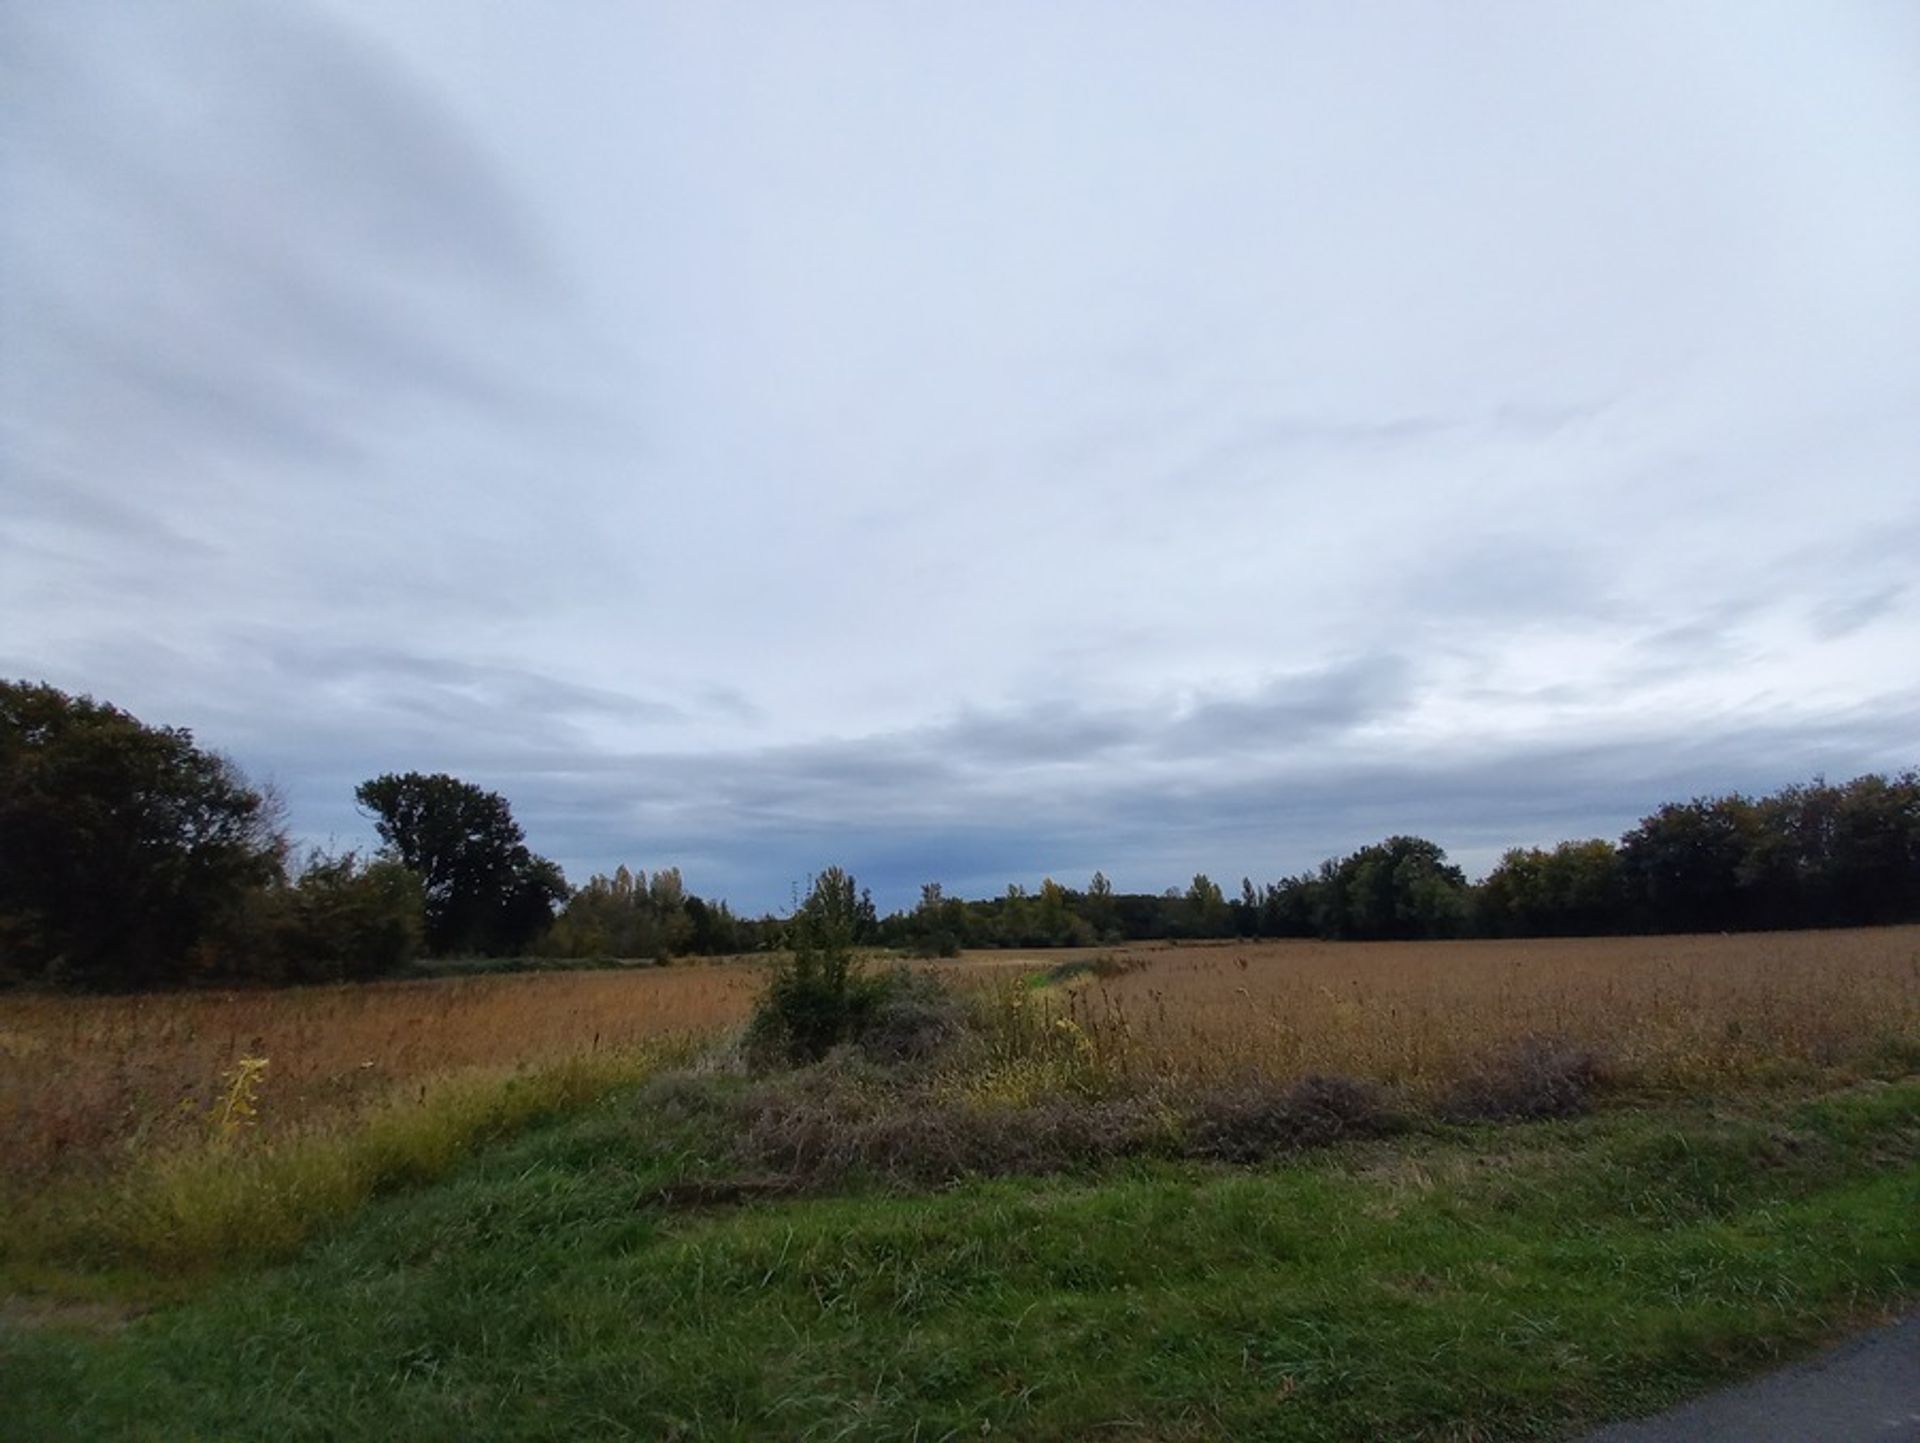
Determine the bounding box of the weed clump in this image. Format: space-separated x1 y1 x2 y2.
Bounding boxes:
728 1061 1169 1187
1440 1036 1609 1122
852 969 967 1066
1038 953 1144 987
1185 1073 1395 1162
638 1051 1398 1196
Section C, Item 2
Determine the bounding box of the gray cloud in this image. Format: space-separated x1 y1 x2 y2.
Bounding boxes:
1160 657 1414 756
1810 584 1907 640
5 1 1917 913
479 683 1920 908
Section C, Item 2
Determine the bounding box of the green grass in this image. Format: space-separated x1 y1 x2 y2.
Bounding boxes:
2 1040 696 1298
6 1078 1917 1441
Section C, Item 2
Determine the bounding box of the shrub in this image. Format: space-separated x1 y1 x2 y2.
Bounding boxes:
852 968 968 1066
639 1064 1397 1194
1185 1074 1394 1162
744 867 899 1067
1440 1036 1609 1122
1038 953 1143 986
213 850 425 984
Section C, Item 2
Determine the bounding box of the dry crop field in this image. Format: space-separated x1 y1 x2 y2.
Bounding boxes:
958 926 1920 1097
5 928 1918 1189
0 963 761 1182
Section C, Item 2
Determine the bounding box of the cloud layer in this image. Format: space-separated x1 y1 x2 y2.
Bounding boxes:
5 1 1917 909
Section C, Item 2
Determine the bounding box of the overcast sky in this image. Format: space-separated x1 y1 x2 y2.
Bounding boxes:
4 2 1917 911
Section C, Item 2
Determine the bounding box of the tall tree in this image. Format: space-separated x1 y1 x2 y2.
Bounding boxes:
354 772 565 954
0 680 285 987
1321 837 1468 940
1084 870 1118 941
1619 797 1758 933
1183 873 1229 937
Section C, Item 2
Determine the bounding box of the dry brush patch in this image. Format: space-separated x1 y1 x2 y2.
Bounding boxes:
0 963 761 1185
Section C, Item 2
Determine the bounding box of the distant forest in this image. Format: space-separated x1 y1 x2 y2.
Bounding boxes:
4 679 1918 990
876 769 1920 955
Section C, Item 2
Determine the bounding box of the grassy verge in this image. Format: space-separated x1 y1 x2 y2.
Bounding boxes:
6 1074 1916 1441
1 1039 696 1299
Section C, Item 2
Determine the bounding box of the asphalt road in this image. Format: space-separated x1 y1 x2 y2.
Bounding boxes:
1580 1313 1920 1442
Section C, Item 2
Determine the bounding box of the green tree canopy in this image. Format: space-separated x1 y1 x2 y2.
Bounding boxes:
0 680 285 987
1321 836 1469 940
354 772 566 955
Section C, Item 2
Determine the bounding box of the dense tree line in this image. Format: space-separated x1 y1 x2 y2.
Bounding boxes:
0 682 786 988
538 864 783 960
0 682 287 987
4 679 1917 990
880 773 1920 949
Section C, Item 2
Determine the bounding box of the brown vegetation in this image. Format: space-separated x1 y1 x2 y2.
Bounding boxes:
0 964 760 1182
5 928 1917 1193
971 927 1920 1097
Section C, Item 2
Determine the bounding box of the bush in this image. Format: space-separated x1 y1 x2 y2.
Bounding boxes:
1185 1074 1394 1162
745 867 897 1067
1440 1036 1608 1122
214 850 425 984
851 968 967 1065
635 1064 1399 1194
745 954 886 1068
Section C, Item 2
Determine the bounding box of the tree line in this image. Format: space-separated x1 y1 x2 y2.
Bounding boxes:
0 681 786 988
3 679 1917 990
881 775 1920 950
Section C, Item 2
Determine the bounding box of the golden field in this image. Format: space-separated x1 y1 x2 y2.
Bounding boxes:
1018 927 1920 1096
5 928 1918 1187
0 964 761 1182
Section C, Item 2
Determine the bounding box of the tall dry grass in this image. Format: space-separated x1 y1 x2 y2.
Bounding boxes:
8 928 1918 1193
0 964 760 1184
992 927 1920 1097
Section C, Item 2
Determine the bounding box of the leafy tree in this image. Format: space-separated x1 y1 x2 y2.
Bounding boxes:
1262 873 1323 937
354 772 566 954
1619 797 1758 933
1034 877 1088 946
1477 840 1625 937
1182 873 1230 937
1825 773 1920 925
1321 837 1468 940
545 865 698 959
1234 877 1259 936
997 882 1033 947
1725 775 1920 930
683 894 743 955
1084 870 1118 941
906 881 964 957
225 849 424 984
748 866 888 1064
0 680 285 987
